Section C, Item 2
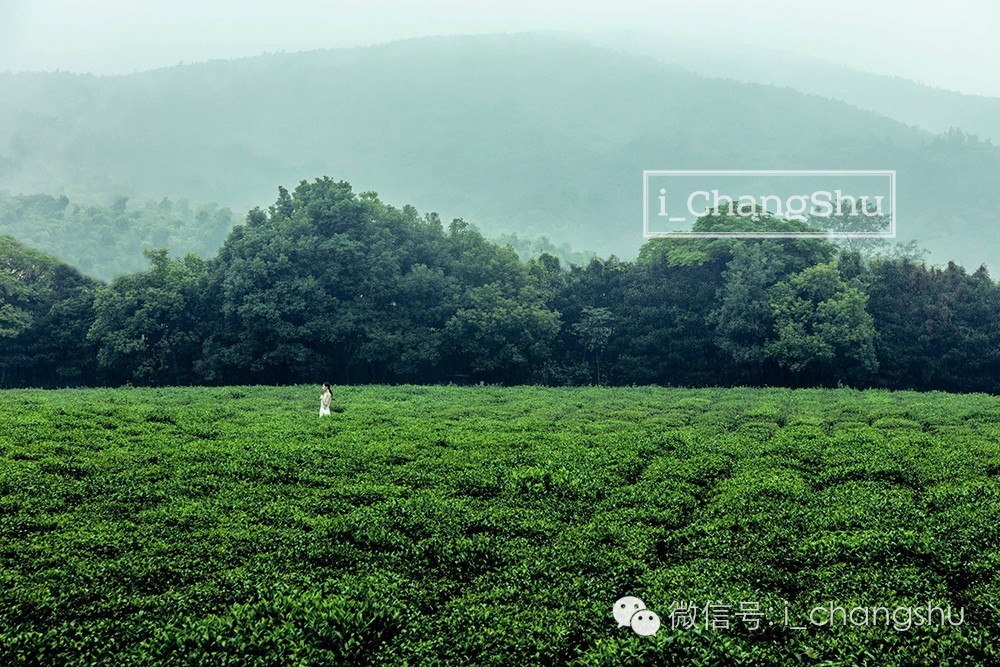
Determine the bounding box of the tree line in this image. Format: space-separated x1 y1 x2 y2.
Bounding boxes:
2 177 998 392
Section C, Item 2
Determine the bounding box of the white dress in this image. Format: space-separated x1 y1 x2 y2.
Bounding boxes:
319 393 331 416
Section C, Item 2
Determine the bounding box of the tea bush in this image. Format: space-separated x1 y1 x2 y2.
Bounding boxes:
0 386 997 665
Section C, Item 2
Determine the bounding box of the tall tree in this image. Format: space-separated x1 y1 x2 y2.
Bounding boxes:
444 284 561 384
0 236 99 387
572 306 614 384
767 262 877 385
88 249 208 385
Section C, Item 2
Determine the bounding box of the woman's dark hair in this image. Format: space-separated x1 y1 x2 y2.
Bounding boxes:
322 383 331 391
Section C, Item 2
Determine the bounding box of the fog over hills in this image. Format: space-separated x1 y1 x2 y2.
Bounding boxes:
583 31 1000 144
1 33 997 269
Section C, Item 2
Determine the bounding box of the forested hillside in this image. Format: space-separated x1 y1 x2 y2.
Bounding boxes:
586 31 1000 142
0 191 591 281
3 177 998 391
0 193 238 279
1 34 998 267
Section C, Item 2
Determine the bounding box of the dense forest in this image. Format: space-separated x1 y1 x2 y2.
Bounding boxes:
1 34 999 268
3 177 998 391
0 191 589 281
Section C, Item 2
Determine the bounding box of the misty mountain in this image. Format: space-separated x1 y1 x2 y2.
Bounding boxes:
584 31 1000 143
0 33 998 268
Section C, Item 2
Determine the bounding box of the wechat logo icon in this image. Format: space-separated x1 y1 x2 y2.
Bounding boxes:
613 596 662 637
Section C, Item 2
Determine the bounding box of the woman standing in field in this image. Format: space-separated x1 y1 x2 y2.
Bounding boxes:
319 383 332 416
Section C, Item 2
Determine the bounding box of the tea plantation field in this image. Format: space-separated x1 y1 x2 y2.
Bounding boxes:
0 385 998 665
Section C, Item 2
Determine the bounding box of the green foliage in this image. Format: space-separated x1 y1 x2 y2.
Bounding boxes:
445 284 561 382
496 232 596 268
707 244 782 370
572 306 615 383
768 263 878 382
138 583 402 665
199 179 561 385
0 193 238 281
87 250 209 385
3 180 1000 392
0 385 997 665
0 236 99 386
864 259 1000 392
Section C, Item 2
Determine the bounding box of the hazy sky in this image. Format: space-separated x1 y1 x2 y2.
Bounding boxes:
2 0 998 97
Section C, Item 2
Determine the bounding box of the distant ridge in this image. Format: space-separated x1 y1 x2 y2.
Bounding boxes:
0 33 997 268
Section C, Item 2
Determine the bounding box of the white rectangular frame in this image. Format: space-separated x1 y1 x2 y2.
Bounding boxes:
642 170 896 239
